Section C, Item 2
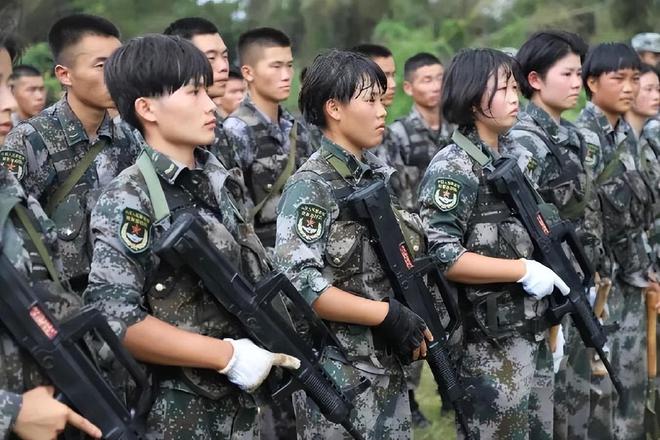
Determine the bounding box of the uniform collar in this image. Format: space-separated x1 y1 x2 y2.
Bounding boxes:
141 141 215 185
53 96 112 147
523 102 567 143
459 125 502 162
583 101 629 137
320 136 374 182
240 92 294 127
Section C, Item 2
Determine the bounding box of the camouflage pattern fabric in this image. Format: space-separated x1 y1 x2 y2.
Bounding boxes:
85 143 269 439
418 126 554 439
274 136 413 439
385 106 454 212
576 101 654 440
0 96 140 288
0 167 83 437
505 102 605 440
224 94 314 246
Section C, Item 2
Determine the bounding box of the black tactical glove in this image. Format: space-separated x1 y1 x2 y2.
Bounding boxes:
372 297 427 364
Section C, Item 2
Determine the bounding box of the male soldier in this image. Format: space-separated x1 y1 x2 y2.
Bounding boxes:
85 34 299 439
163 17 252 215
0 35 102 439
387 52 453 213
351 44 397 109
504 31 601 440
632 32 660 68
224 27 313 247
576 43 655 440
0 14 139 292
275 49 432 440
217 69 246 119
9 65 46 124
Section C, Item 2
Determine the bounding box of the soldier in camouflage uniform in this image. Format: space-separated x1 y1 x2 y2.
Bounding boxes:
419 48 570 440
576 43 655 440
85 35 299 440
224 27 313 247
275 49 433 440
0 15 139 292
503 31 602 440
631 32 660 68
163 17 252 217
0 36 103 440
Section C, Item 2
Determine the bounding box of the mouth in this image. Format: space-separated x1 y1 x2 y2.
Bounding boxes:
204 119 216 129
0 122 12 134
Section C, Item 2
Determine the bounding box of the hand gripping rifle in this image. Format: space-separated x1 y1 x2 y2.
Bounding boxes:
486 157 624 401
343 180 472 439
0 253 150 439
153 213 367 440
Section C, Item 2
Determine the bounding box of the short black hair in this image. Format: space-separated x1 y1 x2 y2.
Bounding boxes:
443 48 517 127
582 42 642 98
351 43 392 60
228 67 243 81
163 17 219 40
516 30 588 99
10 64 42 81
0 33 20 62
48 14 120 64
104 34 212 133
299 49 386 129
640 63 659 78
404 52 441 82
238 27 290 65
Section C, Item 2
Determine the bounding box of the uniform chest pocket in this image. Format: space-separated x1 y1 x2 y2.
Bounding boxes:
325 220 365 274
249 154 288 223
51 193 86 242
599 178 632 214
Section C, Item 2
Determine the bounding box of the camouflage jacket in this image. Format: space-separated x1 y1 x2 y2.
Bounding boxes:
85 142 269 400
506 102 607 272
576 102 653 286
274 137 426 369
0 168 81 436
386 106 454 212
0 96 140 286
224 94 314 244
418 126 548 342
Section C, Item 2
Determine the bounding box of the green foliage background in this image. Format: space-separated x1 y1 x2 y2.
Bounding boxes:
9 0 659 119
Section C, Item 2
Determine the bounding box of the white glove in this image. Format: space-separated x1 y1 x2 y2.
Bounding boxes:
517 259 570 300
219 338 300 393
552 325 565 374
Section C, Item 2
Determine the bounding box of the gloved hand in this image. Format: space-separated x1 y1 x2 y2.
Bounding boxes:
517 259 570 300
372 298 430 364
219 338 300 393
552 324 565 374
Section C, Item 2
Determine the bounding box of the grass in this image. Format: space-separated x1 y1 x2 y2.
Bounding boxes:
413 364 458 439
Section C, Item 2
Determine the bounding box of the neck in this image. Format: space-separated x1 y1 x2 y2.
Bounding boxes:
17 110 30 121
415 103 441 130
145 129 196 169
591 100 620 131
474 122 499 151
249 89 280 123
323 127 363 160
624 111 647 139
531 95 562 125
66 93 106 139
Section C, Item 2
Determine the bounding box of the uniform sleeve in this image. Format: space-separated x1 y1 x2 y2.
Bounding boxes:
0 123 53 201
418 147 479 273
274 177 337 305
223 117 254 171
0 390 22 437
508 129 549 187
84 181 153 327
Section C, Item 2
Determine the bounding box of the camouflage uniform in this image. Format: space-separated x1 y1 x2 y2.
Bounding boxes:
386 107 454 212
418 127 554 440
640 117 660 258
274 137 416 439
0 167 82 437
0 96 140 291
505 102 606 440
85 141 271 440
576 101 655 440
224 94 314 247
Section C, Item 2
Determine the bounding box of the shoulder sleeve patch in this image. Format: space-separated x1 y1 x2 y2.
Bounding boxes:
0 150 26 181
119 208 152 253
433 178 462 211
584 143 600 168
295 203 328 243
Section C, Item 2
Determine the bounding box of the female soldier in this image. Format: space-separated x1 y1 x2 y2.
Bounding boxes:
275 49 432 439
418 48 569 439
